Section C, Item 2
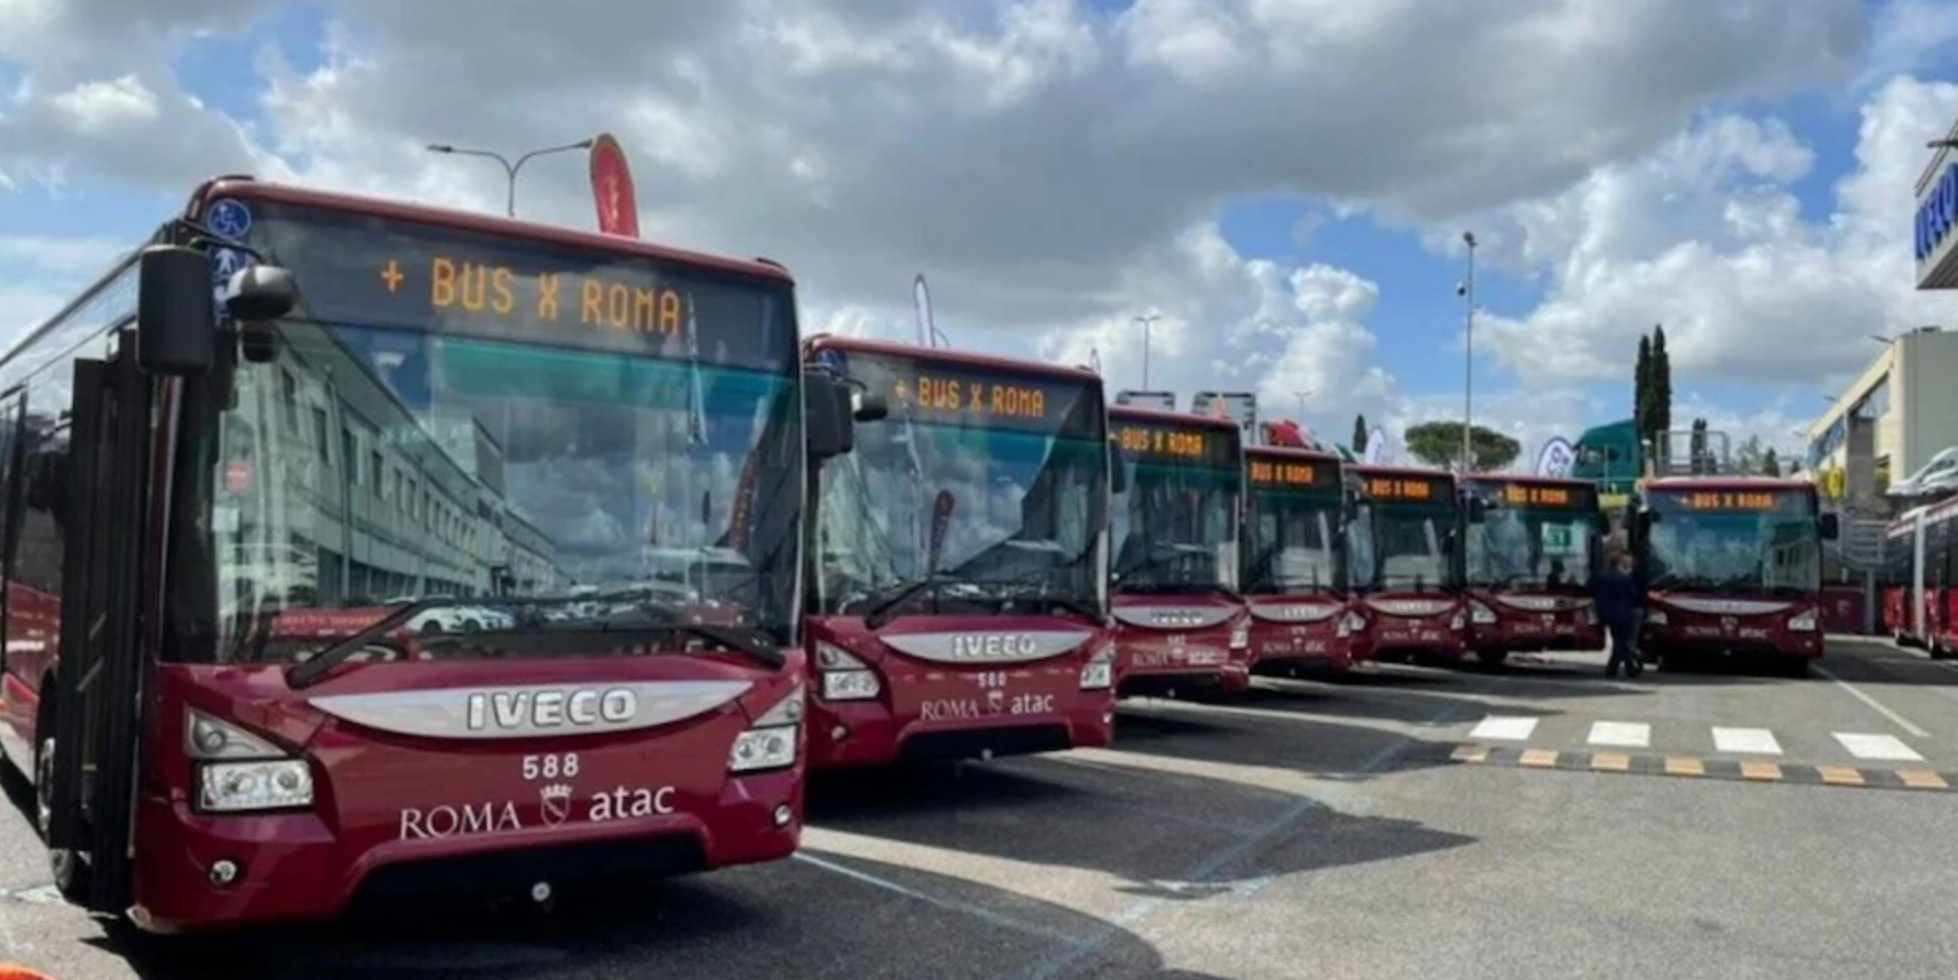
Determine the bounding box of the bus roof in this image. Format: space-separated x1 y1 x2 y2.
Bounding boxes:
1639 474 1815 492
1246 444 1341 465
803 334 1103 385
1347 461 1454 479
1467 473 1593 488
1108 404 1240 431
189 177 797 285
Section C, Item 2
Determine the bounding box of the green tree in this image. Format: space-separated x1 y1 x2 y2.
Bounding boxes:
1651 325 1672 435
1352 414 1369 456
1634 334 1652 443
1403 421 1522 473
1761 447 1780 476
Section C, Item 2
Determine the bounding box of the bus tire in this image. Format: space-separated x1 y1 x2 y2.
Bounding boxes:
34 699 89 901
1474 649 1508 668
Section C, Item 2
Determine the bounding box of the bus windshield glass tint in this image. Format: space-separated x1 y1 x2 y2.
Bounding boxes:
1242 485 1340 594
1644 489 1820 593
1112 437 1239 594
1467 488 1601 589
165 203 804 663
814 350 1106 618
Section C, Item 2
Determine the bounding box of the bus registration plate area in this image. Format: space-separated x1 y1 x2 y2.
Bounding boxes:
915 670 1064 723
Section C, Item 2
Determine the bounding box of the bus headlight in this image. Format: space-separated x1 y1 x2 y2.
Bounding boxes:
815 641 880 701
730 683 802 773
1449 611 1466 631
188 710 312 813
1787 610 1818 632
198 760 313 813
1080 643 1117 690
1228 624 1250 650
1469 601 1498 625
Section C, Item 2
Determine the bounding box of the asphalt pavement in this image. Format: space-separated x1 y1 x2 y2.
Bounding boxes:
4 636 1956 979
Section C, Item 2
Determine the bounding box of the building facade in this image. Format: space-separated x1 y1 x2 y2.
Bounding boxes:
1803 327 1958 507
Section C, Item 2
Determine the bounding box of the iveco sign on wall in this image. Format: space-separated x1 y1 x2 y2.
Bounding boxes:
1916 126 1958 290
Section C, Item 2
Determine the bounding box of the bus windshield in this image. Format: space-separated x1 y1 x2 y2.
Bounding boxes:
1111 418 1240 594
1352 472 1459 592
1643 488 1821 594
814 349 1107 618
164 201 805 663
1467 483 1601 590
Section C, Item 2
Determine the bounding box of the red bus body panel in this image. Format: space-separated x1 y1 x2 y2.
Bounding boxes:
1466 588 1601 654
1111 595 1251 695
2 178 814 932
804 615 1115 767
1635 475 1825 663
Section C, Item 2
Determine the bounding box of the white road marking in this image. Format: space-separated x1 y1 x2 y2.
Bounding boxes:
1814 664 1930 738
1469 715 1540 741
1587 721 1651 748
792 852 1090 948
1833 732 1925 762
1711 727 1782 755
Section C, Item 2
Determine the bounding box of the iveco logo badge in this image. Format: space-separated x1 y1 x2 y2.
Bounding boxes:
951 634 1039 660
1149 610 1206 627
466 687 637 732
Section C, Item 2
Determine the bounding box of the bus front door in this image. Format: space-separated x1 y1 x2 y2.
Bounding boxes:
44 345 152 915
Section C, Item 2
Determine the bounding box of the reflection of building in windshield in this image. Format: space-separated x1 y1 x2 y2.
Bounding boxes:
216 321 567 612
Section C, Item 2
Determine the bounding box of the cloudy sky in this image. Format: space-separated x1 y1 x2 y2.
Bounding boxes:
5 0 1958 468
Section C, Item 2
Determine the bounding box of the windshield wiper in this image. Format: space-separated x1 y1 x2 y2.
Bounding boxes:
285 592 782 688
991 586 1102 621
860 573 961 630
585 612 786 670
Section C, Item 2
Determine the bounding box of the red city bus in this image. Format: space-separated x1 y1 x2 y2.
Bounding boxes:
0 178 862 932
1240 447 1366 675
1346 464 1473 662
800 336 1120 766
1462 475 1606 667
1628 476 1838 671
1878 499 1958 656
1106 406 1249 698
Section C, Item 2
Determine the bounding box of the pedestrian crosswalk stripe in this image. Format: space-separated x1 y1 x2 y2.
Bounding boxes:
1469 716 1539 741
1833 732 1924 762
1711 727 1782 755
1587 721 1650 748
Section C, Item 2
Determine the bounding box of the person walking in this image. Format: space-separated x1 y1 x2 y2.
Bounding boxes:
1595 548 1644 679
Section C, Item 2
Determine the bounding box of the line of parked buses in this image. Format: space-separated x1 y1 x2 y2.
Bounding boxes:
0 178 1835 936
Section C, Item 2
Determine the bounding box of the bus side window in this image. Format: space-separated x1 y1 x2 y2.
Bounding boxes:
16 389 71 601
0 391 20 677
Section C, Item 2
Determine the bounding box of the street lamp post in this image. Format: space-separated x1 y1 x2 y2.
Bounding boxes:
1133 314 1162 389
426 137 596 217
1459 231 1478 472
1294 388 1309 420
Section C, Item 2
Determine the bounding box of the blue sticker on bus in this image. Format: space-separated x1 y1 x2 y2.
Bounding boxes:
814 347 848 373
206 198 253 240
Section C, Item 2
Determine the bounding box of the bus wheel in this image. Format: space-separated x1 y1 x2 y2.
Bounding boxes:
1475 649 1508 669
33 728 88 899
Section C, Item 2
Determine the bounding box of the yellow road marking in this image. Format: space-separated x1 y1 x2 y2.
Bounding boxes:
1664 756 1704 777
1450 745 1489 763
1590 752 1629 772
1897 769 1949 790
1519 749 1559 768
1816 765 1865 786
1740 761 1782 781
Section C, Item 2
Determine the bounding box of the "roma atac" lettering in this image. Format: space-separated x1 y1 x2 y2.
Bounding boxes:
398 784 678 840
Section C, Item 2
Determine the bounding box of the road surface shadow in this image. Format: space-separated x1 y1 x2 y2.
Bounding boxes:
80 852 1239 980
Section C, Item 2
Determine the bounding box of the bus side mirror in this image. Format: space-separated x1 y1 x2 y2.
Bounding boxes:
805 375 854 461
137 245 218 376
1108 439 1129 495
1820 513 1840 540
1466 496 1489 523
853 392 889 423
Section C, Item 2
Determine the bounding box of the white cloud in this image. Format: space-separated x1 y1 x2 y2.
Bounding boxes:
1462 76 1958 411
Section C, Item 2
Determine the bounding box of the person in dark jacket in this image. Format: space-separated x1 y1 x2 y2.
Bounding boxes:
1594 549 1644 678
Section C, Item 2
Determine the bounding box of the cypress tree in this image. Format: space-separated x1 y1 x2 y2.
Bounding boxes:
1652 325 1672 435
1352 414 1369 455
1635 335 1653 442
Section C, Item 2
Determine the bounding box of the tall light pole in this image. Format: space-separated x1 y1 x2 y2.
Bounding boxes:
1294 388 1310 420
1458 230 1478 472
1133 313 1162 389
426 137 596 217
